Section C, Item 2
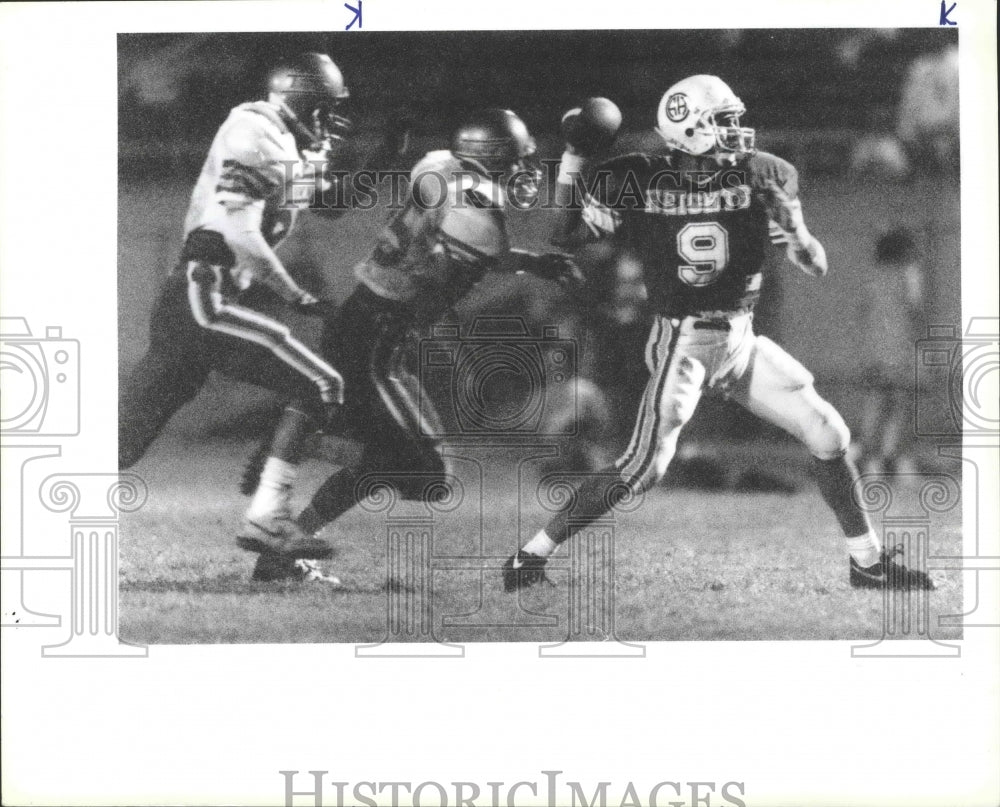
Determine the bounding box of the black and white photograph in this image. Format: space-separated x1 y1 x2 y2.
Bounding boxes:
116 28 964 644
1 2 997 805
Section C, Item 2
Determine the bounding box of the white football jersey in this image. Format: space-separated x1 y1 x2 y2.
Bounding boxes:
183 101 318 288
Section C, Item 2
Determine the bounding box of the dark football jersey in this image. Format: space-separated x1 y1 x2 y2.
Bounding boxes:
579 150 798 317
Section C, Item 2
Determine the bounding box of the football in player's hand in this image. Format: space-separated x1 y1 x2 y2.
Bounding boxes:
560 97 622 156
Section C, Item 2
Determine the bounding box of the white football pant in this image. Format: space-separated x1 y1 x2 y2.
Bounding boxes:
615 313 851 493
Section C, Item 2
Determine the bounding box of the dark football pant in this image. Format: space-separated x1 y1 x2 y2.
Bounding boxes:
300 285 449 528
119 237 337 469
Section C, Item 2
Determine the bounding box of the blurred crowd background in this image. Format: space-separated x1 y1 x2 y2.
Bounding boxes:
119 30 960 484
120 29 958 176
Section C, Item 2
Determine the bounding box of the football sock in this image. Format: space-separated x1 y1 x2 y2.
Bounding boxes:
297 466 363 535
246 457 297 520
523 529 558 558
812 454 872 539
541 470 630 545
846 530 883 568
270 405 313 464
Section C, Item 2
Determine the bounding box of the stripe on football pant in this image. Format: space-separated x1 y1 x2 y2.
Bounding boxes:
369 326 431 439
186 264 343 403
615 318 665 474
615 317 675 478
617 318 681 488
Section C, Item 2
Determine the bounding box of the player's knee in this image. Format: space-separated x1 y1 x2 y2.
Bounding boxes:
803 399 851 460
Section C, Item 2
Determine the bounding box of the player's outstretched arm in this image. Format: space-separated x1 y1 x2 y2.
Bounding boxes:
550 150 587 248
222 206 318 305
759 180 828 277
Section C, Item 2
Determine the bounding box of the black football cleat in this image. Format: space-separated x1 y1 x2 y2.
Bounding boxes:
850 544 935 591
252 554 341 585
236 516 334 560
502 549 554 592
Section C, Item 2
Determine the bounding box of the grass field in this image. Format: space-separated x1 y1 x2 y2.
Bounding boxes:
119 432 963 646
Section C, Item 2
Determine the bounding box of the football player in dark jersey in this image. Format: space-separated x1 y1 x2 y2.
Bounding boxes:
241 108 583 582
505 75 934 592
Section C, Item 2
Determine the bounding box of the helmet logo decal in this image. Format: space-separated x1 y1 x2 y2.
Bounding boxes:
665 93 689 122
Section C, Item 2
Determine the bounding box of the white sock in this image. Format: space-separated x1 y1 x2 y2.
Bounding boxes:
247 457 297 520
523 529 558 558
846 530 882 568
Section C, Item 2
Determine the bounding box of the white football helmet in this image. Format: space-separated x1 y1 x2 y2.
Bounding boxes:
655 75 755 156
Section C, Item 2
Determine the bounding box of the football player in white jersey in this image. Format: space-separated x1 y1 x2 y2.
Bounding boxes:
240 108 583 582
120 52 351 559
504 76 934 593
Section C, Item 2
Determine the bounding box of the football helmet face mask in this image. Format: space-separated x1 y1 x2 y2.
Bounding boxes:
267 52 353 151
451 108 542 205
655 75 756 158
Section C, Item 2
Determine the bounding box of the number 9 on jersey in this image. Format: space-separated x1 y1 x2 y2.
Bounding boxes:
677 221 729 287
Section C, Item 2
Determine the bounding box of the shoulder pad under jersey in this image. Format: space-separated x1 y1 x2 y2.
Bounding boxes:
744 151 800 199
217 103 296 200
438 200 508 267
586 151 662 208
410 149 456 183
221 104 293 166
596 151 661 176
